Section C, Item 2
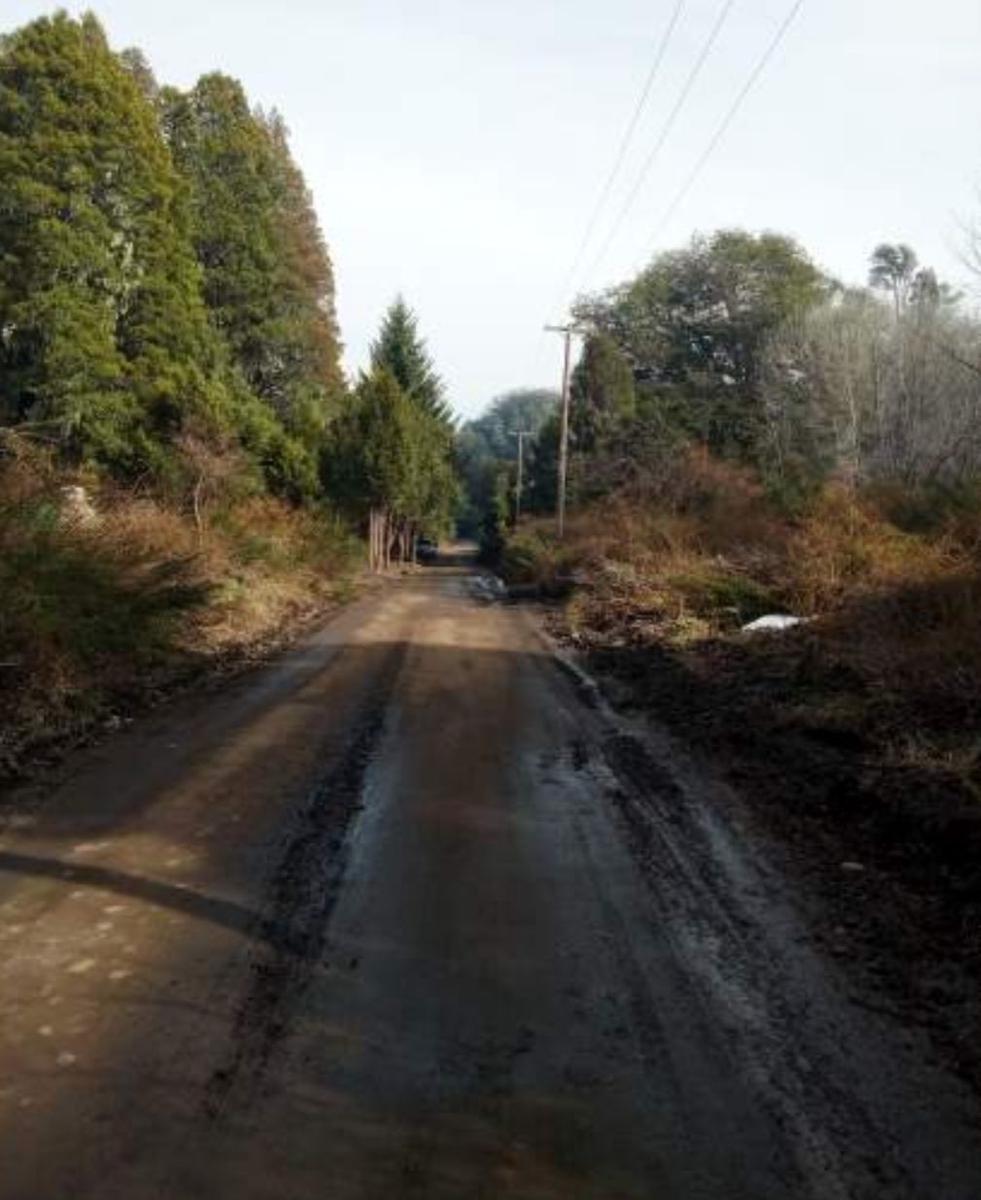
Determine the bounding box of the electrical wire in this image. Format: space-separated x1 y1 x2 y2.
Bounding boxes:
530 2 689 381
580 0 737 288
646 0 807 248
551 0 687 311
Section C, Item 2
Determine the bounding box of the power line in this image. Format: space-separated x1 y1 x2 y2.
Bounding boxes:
529 2 687 382
551 0 687 311
532 0 802 386
582 0 737 287
647 0 807 248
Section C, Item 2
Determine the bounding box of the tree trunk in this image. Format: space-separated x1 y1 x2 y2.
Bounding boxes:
192 473 205 549
369 508 383 573
374 510 380 573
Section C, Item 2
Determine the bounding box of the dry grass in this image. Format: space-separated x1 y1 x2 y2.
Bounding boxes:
0 443 360 774
504 448 981 784
786 485 963 614
507 451 790 635
509 450 977 645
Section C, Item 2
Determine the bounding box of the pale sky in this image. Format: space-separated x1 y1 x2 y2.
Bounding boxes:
6 1 981 417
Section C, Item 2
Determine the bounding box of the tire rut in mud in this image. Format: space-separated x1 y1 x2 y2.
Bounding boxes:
203 643 405 1119
596 726 914 1197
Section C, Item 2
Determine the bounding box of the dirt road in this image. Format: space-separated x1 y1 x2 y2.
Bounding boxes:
0 556 978 1199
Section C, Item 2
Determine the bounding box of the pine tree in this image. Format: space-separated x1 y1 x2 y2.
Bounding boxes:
369 297 452 426
570 333 636 454
0 13 229 474
262 109 345 429
160 74 282 394
161 80 344 438
0 12 458 528
323 366 459 570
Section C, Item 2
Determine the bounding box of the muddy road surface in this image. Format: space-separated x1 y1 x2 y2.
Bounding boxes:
1 553 979 1199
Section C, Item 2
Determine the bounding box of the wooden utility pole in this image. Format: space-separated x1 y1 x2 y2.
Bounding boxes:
512 430 532 526
545 324 576 538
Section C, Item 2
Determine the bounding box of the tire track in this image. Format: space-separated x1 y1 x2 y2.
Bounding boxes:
203 641 407 1119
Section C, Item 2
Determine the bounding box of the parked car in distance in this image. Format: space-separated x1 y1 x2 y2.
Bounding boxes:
416 537 439 562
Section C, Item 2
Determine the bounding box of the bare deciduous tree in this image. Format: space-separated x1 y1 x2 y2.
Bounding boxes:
761 290 981 493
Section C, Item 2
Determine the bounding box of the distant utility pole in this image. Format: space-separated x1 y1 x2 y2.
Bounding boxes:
544 323 577 538
512 430 532 526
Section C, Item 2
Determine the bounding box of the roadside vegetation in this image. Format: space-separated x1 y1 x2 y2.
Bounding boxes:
473 229 981 1086
488 231 981 791
0 12 457 774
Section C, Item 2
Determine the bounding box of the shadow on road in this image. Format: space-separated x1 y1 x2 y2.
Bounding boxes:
0 850 262 941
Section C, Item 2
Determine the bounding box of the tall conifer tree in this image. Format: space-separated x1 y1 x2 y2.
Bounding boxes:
0 13 229 473
161 78 344 435
370 297 452 427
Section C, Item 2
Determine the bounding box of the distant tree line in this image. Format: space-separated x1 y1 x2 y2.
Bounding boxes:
495 229 980 529
456 389 557 549
0 12 457 568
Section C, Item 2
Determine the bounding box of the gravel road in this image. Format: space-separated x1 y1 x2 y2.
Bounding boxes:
0 555 978 1198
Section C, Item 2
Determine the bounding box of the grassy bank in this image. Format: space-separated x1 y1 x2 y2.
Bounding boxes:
0 445 361 779
502 450 981 1089
503 452 979 752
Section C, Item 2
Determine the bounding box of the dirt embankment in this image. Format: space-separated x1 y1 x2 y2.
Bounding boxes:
0 587 351 789
0 455 367 785
550 603 981 1097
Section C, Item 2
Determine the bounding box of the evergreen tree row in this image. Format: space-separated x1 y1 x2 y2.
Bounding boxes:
325 299 459 570
0 11 459 554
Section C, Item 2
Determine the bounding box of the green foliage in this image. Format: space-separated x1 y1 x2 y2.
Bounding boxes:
370 297 452 426
666 566 777 626
213 499 360 574
0 12 231 475
526 414 560 514
498 527 578 593
0 12 356 512
465 460 511 559
262 110 346 414
868 243 960 315
574 229 828 457
324 368 415 516
160 77 343 439
0 496 208 680
322 364 458 537
456 388 557 537
324 294 460 548
408 415 460 536
570 333 635 450
870 479 981 535
459 389 557 461
569 333 636 501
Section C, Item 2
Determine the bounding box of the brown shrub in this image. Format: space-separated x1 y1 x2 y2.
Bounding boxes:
786 486 962 614
516 448 981 671
0 443 359 774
